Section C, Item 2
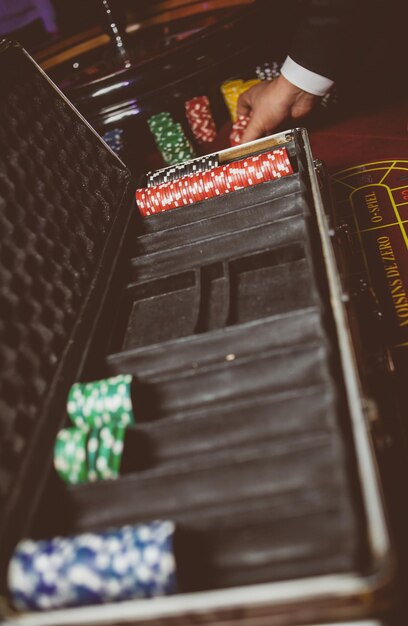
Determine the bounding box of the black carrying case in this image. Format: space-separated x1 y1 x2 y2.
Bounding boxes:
0 40 393 625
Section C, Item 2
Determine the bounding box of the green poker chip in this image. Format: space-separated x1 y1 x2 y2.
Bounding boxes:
54 427 88 485
96 426 116 480
95 423 126 480
111 424 126 476
86 427 100 482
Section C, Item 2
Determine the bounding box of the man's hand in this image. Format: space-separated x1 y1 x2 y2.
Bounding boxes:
237 75 319 143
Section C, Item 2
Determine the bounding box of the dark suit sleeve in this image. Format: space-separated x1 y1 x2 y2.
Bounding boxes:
255 0 405 101
287 0 363 80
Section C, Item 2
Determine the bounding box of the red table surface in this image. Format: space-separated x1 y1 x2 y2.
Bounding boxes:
310 100 408 174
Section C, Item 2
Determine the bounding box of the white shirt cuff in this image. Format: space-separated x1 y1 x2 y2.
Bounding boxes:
280 56 334 96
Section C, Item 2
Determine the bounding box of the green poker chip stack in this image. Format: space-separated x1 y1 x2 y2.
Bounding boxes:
54 374 134 485
148 112 195 166
67 374 134 429
54 424 126 485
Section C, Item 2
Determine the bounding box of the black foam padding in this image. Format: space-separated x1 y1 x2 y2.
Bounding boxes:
0 41 133 573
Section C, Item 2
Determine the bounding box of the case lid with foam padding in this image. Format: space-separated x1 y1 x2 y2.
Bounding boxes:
0 39 134 581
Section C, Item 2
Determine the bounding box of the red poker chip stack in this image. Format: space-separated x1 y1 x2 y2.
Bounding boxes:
185 96 217 144
136 147 293 217
229 114 251 146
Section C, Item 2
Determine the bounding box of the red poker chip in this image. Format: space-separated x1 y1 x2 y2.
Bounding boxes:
202 170 215 197
135 189 145 212
213 175 225 195
227 166 244 188
264 161 281 179
192 173 206 202
182 180 195 205
160 185 173 209
224 166 236 182
237 165 250 187
177 180 188 205
148 194 159 213
251 161 267 183
201 169 212 188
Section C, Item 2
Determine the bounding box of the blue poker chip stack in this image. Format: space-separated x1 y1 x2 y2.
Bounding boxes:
8 521 177 611
102 128 125 156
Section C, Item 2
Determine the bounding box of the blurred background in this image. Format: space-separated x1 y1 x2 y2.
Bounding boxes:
0 0 301 176
0 1 405 179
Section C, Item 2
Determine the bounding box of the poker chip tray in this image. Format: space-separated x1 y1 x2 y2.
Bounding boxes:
0 41 393 625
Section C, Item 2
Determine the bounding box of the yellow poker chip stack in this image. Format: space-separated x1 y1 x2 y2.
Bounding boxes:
220 80 243 121
220 78 261 121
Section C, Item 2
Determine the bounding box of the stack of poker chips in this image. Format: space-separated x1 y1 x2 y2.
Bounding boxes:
184 96 217 144
67 375 134 429
55 423 126 484
255 61 282 81
136 148 293 217
54 374 135 484
8 521 177 611
148 112 195 166
102 128 125 156
146 154 219 187
220 78 261 121
229 114 250 146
